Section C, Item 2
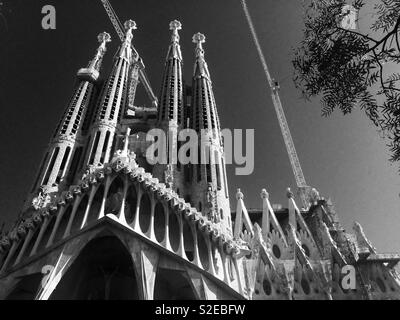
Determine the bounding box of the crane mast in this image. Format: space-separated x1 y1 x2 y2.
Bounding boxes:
100 0 158 108
241 0 310 208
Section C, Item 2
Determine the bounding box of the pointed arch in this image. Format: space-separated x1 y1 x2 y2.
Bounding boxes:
154 202 166 243
139 192 151 233
168 210 180 252
49 236 140 300
154 268 198 300
5 273 43 300
183 219 194 262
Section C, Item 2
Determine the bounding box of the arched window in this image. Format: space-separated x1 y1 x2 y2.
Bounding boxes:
154 202 166 243
125 185 137 225
139 192 151 233
105 177 124 216
154 268 198 300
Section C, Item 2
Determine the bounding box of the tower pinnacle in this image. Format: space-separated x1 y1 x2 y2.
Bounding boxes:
192 33 209 79
192 32 205 57
87 32 111 71
169 20 182 43
124 19 137 43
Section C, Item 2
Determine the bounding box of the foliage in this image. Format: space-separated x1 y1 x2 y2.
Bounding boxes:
293 0 400 164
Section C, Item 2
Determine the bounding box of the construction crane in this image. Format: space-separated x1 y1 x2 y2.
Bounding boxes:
240 0 311 208
100 0 158 108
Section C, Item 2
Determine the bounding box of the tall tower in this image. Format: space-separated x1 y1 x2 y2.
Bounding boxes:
153 20 184 193
189 33 231 235
27 32 111 208
82 21 136 170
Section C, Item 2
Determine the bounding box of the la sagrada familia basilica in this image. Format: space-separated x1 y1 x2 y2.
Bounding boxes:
0 18 399 300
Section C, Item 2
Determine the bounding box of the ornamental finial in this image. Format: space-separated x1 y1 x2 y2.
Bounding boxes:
98 31 111 44
169 20 182 43
123 20 137 45
236 188 244 200
87 32 111 71
286 188 294 199
261 189 269 199
122 127 131 156
124 20 137 31
192 32 205 57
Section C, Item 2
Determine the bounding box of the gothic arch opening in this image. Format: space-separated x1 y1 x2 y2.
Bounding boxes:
105 177 124 216
86 185 105 224
50 236 139 300
5 273 43 300
154 268 198 300
139 192 151 233
183 219 194 261
154 202 165 243
197 230 209 270
125 184 137 225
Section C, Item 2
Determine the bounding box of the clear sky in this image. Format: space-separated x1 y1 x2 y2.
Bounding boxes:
0 0 399 252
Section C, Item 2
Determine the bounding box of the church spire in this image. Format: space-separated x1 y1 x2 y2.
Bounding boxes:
88 32 111 71
190 33 220 133
157 20 183 124
77 32 111 82
192 32 210 80
166 19 183 61
82 21 136 169
153 21 184 189
189 32 231 236
28 33 111 200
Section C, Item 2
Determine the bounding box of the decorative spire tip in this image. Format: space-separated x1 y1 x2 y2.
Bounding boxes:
169 20 182 31
98 32 111 44
124 20 137 31
192 32 206 45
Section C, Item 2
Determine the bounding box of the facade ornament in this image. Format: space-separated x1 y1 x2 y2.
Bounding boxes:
308 187 320 205
88 32 111 70
0 236 11 252
236 188 244 200
261 188 269 199
169 20 182 43
206 183 218 223
32 212 43 225
286 188 294 199
164 164 174 188
192 32 205 57
31 186 51 210
24 218 35 230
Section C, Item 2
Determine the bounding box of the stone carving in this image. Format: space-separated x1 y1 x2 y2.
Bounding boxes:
31 186 51 210
164 164 174 188
206 183 218 223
